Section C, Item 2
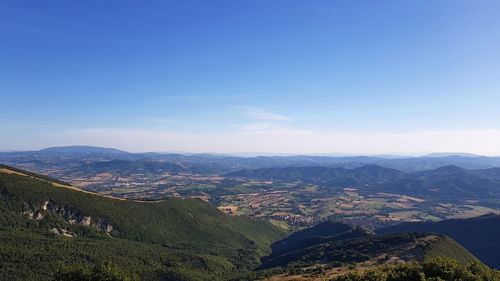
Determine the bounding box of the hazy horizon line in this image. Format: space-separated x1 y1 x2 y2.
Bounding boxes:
1 145 497 158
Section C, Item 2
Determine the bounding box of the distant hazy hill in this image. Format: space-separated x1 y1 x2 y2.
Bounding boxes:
227 164 500 199
78 159 190 175
378 165 500 199
38 146 130 156
376 155 500 172
226 165 404 186
425 152 482 158
3 146 500 174
379 214 500 269
0 165 285 281
474 167 500 181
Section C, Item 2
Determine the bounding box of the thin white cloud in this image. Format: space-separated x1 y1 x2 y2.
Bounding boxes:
242 107 290 121
240 122 278 131
139 117 175 126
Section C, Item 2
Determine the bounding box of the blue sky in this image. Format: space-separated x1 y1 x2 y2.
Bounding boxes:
1 1 500 154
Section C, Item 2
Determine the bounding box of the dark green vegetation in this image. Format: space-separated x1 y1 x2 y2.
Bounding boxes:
1 164 498 281
2 148 500 280
259 221 477 270
332 257 500 281
379 214 500 269
0 165 285 281
235 221 487 281
53 263 139 281
267 221 375 259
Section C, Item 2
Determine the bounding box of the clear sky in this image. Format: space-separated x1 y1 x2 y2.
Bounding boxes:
1 0 500 155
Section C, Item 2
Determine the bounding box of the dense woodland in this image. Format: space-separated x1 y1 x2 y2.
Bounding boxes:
0 168 285 280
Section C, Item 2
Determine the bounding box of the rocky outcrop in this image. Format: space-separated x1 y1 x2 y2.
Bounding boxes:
51 227 75 237
22 200 114 236
22 203 45 221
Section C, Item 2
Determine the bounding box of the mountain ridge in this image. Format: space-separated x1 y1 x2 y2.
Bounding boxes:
253 221 481 280
38 146 130 155
3 146 500 173
378 214 500 269
0 165 286 280
227 164 500 199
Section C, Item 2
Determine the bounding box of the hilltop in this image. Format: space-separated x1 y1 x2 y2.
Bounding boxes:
379 214 500 269
38 146 130 156
234 221 481 280
261 221 477 268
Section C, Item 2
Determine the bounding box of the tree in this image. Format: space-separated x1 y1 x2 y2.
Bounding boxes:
53 262 139 281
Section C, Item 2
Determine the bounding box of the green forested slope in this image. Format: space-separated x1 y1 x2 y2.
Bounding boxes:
237 222 483 281
0 166 286 281
379 214 500 268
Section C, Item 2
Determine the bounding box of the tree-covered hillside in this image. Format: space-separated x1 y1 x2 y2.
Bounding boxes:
0 165 286 281
237 221 485 281
1 164 498 281
379 214 500 269
261 230 477 270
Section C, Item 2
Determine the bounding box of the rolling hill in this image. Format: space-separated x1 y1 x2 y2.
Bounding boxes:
378 214 500 269
227 164 500 200
377 165 500 199
77 159 190 175
260 221 478 270
226 165 404 186
0 164 286 281
3 147 500 176
37 146 131 156
237 221 485 281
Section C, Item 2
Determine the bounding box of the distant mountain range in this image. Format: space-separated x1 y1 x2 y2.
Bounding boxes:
78 159 190 175
228 165 500 200
3 146 500 201
2 146 500 173
227 165 404 184
378 165 500 199
38 146 130 156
